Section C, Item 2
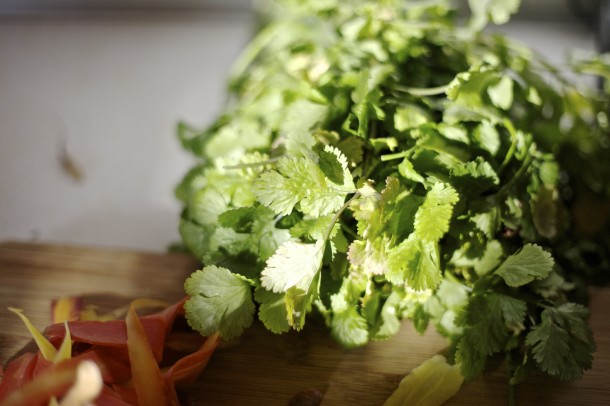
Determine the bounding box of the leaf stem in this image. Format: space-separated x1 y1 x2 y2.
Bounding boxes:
390 83 450 96
323 192 360 242
493 142 535 200
500 118 518 170
380 150 410 161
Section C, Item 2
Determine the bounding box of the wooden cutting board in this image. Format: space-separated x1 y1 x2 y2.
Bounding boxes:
0 241 608 405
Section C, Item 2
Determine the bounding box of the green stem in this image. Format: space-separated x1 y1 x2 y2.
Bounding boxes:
500 118 518 170
391 83 450 96
493 142 535 200
323 192 360 242
380 150 410 161
228 20 284 85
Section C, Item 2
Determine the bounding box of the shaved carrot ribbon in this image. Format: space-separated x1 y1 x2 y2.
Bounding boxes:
125 303 175 406
0 297 220 405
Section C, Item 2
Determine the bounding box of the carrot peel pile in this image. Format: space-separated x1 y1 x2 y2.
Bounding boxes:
0 297 220 406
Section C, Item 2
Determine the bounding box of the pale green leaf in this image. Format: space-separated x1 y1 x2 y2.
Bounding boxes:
255 287 290 334
414 183 460 242
387 235 442 291
469 0 521 30
184 266 255 340
253 155 353 217
395 105 430 131
487 75 514 110
398 158 425 183
261 240 324 293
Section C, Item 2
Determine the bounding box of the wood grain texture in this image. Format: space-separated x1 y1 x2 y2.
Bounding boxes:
0 241 608 405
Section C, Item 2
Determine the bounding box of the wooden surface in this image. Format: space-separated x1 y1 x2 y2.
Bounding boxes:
0 241 608 405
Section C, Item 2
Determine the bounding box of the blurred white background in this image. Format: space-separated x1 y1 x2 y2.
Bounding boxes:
0 1 598 252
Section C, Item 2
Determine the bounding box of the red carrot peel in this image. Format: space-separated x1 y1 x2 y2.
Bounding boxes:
125 303 177 406
0 297 220 405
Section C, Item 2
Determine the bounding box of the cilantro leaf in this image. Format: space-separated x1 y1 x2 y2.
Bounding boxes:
255 287 290 334
285 271 321 330
387 235 442 291
398 158 425 183
487 75 514 110
414 183 460 242
282 99 328 159
456 293 527 379
347 237 391 276
253 154 354 217
450 157 500 194
260 240 325 293
395 105 430 131
218 206 257 233
473 121 500 156
525 303 596 381
318 147 345 184
469 0 521 30
184 266 255 340
330 281 369 348
495 244 554 287
331 306 369 348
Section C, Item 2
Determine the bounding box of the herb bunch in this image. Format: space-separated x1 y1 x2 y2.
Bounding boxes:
176 0 610 384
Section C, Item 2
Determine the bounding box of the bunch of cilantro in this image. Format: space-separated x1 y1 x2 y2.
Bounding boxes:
176 0 610 386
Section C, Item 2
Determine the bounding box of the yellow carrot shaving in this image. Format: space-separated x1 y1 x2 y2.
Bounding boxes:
383 355 464 406
53 322 72 364
9 307 57 361
51 297 82 324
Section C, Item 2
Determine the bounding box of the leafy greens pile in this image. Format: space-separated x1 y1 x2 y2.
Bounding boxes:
176 0 610 384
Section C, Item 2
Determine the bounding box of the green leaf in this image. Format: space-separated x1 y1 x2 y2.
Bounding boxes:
253 155 354 217
495 244 554 287
184 266 255 340
414 183 460 242
398 158 425 183
261 240 325 293
178 219 213 261
255 287 290 334
188 187 229 226
330 287 369 348
473 121 500 156
318 148 345 184
531 186 558 239
438 123 470 144
282 99 328 158
387 235 442 291
337 136 364 165
469 0 521 30
285 271 321 330
525 303 595 381
539 161 560 186
456 292 527 379
347 237 391 276
487 75 514 110
205 120 271 158
394 105 430 131
450 157 500 194
371 291 404 339
218 206 257 233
